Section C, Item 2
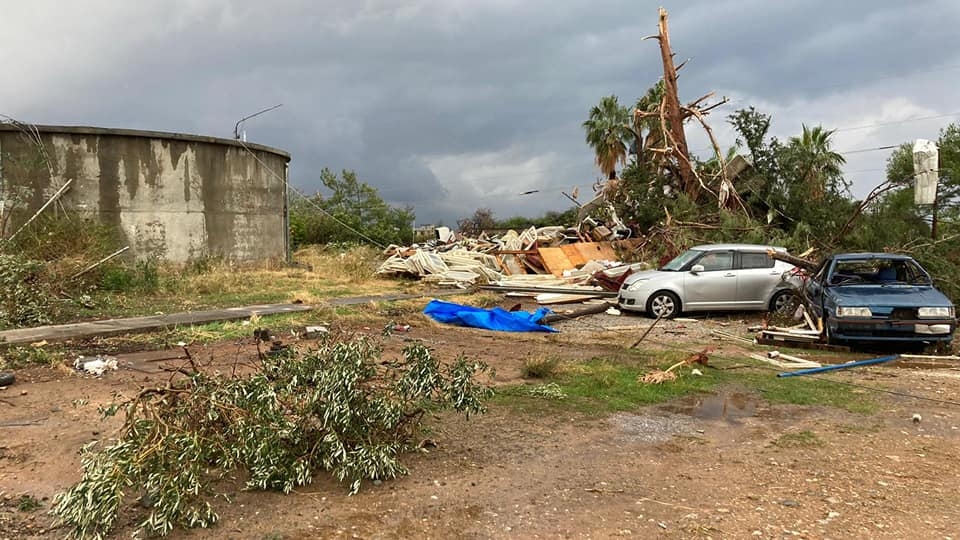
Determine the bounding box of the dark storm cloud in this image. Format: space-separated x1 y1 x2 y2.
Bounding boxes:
4 0 960 224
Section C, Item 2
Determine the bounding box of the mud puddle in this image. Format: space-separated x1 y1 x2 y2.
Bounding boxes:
660 392 760 424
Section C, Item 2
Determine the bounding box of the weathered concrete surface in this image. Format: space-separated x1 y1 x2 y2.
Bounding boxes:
0 304 314 345
0 293 459 345
0 125 290 262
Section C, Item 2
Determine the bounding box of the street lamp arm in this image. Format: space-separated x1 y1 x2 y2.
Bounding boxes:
234 104 283 139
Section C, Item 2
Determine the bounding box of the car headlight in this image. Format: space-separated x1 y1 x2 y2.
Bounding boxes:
626 279 650 292
836 306 872 317
918 306 955 318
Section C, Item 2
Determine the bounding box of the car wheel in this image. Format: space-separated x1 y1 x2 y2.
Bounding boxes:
769 290 799 315
647 291 680 319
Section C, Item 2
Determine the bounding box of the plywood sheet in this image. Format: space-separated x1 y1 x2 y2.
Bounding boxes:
561 244 587 266
574 242 618 263
537 247 575 277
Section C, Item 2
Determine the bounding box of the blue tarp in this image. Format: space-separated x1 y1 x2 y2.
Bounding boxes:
423 299 558 333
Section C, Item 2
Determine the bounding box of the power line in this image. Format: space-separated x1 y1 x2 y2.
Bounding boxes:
835 111 960 132
840 145 899 155
233 138 389 249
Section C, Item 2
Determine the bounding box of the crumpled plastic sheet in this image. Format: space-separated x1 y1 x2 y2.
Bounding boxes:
423 299 557 333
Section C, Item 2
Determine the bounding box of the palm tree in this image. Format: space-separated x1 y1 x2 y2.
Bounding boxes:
632 81 665 157
787 124 846 200
582 95 631 180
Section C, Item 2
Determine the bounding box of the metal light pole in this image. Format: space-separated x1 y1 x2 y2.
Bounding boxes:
233 104 283 140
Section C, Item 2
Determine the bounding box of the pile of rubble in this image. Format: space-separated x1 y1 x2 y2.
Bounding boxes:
376 224 643 302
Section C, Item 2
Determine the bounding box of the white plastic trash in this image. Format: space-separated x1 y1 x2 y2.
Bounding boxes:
74 355 119 376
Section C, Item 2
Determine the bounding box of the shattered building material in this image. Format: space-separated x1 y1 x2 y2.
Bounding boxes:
376 222 639 296
747 352 821 370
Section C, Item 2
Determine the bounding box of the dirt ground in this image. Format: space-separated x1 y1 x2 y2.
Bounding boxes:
2 311 959 539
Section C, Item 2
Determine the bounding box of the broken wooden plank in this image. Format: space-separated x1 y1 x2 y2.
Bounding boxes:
758 330 820 342
480 285 617 297
574 242 618 263
535 293 604 305
540 302 612 323
754 337 850 352
748 353 821 370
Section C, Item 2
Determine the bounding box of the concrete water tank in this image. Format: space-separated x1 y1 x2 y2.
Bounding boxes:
0 124 291 263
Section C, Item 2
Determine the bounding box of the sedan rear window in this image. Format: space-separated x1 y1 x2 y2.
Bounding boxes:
740 252 774 269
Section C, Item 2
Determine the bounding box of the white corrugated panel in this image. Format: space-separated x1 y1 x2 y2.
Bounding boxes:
913 139 939 205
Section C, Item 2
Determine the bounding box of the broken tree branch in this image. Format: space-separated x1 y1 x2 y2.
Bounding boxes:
9 178 73 241
829 180 898 247
767 249 818 272
70 246 131 280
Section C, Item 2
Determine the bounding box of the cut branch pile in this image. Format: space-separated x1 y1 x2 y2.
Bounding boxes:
51 331 491 539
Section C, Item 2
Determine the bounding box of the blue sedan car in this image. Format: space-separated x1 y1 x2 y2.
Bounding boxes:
804 253 956 344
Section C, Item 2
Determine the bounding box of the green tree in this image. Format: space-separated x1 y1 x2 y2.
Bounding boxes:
727 107 787 222
785 124 847 201
457 207 497 235
631 81 665 159
289 169 414 248
583 95 632 180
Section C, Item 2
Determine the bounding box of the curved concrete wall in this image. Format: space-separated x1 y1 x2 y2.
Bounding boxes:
0 125 290 263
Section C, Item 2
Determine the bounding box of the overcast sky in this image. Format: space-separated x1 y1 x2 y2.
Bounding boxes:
3 0 959 226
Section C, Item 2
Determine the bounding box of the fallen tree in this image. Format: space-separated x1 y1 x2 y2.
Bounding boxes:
51 331 491 539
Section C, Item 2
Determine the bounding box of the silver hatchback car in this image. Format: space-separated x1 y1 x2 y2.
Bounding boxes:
618 244 798 318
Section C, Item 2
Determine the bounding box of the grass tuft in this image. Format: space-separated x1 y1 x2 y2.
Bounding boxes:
772 430 824 448
521 356 561 379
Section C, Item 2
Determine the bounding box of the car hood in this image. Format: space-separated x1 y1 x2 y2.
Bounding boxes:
623 269 673 284
826 285 953 307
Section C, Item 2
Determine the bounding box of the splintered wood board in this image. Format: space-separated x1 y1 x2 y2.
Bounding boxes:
537 247 576 276
561 244 588 267
535 293 604 305
501 254 527 275
574 242 618 262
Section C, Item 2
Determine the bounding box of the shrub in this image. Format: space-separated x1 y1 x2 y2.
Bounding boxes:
52 332 490 538
0 253 52 327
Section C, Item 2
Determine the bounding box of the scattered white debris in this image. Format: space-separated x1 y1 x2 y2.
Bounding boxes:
691 368 703 376
912 413 922 424
605 307 622 316
74 355 118 376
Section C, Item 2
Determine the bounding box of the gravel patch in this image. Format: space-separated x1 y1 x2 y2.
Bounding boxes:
551 311 762 348
608 411 700 443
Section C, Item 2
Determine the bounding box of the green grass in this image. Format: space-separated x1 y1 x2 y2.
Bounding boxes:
0 346 66 370
521 356 562 379
16 494 43 512
733 370 876 413
494 354 877 416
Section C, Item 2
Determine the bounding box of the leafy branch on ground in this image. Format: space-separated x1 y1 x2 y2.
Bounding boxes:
51 331 491 539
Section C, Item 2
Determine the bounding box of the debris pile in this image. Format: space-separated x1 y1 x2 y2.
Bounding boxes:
377 225 644 298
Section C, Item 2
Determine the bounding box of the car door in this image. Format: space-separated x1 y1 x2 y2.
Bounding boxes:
683 250 737 309
803 260 831 319
735 250 782 308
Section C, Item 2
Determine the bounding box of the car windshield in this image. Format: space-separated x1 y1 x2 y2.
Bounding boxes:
828 258 932 286
661 249 703 271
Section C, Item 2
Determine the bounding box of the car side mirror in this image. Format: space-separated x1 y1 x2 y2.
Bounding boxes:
690 264 705 274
